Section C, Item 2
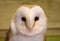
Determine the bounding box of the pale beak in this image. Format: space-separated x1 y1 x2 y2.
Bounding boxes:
25 17 34 31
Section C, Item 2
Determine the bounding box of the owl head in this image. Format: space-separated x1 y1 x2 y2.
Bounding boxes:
11 5 47 36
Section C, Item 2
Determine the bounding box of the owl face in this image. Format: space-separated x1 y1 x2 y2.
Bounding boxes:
11 5 47 36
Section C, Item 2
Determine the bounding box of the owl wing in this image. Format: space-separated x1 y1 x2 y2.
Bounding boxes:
5 27 12 41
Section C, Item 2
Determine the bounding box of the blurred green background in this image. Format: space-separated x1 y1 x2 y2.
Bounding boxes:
0 0 60 41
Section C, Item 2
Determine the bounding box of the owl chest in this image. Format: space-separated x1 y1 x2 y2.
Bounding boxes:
9 33 44 41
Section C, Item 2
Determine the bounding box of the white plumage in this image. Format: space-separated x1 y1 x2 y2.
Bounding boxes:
9 5 47 41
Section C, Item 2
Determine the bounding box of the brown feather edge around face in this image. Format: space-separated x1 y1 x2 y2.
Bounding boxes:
18 5 40 9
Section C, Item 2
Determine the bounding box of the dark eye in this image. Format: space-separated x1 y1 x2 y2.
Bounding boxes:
21 17 26 22
35 17 39 21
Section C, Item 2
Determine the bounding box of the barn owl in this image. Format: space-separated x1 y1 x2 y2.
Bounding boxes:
5 5 47 41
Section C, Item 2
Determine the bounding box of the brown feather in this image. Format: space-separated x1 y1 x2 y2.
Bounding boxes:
5 27 12 41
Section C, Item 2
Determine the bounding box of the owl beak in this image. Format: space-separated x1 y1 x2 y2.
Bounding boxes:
26 19 34 31
26 23 34 31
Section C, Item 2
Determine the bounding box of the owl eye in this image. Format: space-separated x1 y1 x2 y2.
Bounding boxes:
21 17 26 22
35 17 39 21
